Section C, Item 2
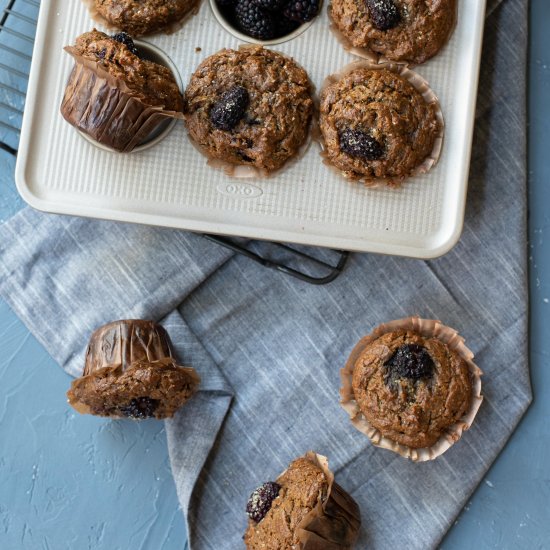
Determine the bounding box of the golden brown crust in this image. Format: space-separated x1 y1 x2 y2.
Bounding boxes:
184 47 313 173
319 67 440 183
330 0 457 64
351 329 473 448
94 0 198 36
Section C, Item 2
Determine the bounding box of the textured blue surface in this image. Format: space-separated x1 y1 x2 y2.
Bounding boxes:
0 2 549 549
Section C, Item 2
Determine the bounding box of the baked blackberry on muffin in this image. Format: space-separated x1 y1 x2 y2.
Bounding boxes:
244 452 361 549
341 317 483 461
184 46 313 173
319 64 442 186
60 30 183 152
330 0 457 65
91 0 199 36
67 320 200 419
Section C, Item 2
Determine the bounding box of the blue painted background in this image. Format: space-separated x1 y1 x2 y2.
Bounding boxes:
0 1 548 548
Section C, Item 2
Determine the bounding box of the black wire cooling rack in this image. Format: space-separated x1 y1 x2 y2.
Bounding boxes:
0 0 350 284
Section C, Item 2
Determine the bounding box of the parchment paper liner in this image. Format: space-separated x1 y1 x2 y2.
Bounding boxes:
184 44 314 179
67 320 200 418
61 47 183 153
82 0 201 37
327 1 458 67
340 317 483 462
247 451 361 549
318 59 444 188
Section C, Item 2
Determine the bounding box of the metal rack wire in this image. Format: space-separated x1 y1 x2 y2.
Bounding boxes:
0 0 350 284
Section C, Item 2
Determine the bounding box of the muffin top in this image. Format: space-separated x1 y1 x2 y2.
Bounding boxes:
244 457 328 549
93 0 198 36
330 0 457 65
319 66 441 184
351 329 473 448
67 30 183 111
184 47 313 172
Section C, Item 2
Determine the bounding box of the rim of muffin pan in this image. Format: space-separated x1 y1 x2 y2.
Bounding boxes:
78 40 182 153
209 0 318 46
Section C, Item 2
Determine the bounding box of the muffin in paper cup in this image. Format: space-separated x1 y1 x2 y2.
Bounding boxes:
82 0 200 37
60 30 184 153
67 319 200 420
340 317 483 461
328 0 458 67
244 451 361 549
183 45 314 178
318 60 444 188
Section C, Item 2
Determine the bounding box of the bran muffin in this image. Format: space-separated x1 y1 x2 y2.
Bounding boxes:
319 64 442 186
61 30 183 152
184 46 313 173
91 0 199 36
244 452 361 549
330 0 457 65
67 320 200 419
341 317 483 461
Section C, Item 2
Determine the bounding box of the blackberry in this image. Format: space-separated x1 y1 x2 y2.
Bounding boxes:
276 15 301 35
210 86 250 131
119 397 159 419
246 481 281 523
384 344 435 382
282 0 320 23
366 0 401 31
235 0 277 40
111 32 140 56
339 128 384 161
251 0 286 10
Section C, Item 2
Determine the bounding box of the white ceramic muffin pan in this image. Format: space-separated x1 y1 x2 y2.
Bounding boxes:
16 0 487 257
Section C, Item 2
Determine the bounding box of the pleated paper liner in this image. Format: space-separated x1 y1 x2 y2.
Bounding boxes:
317 59 445 188
340 317 483 462
183 44 315 179
327 1 458 67
250 451 361 549
61 46 184 153
82 0 201 37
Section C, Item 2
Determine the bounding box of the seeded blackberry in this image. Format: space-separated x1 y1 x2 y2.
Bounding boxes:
235 0 277 40
384 344 435 382
282 0 320 23
251 0 286 10
111 32 140 56
366 0 401 31
246 481 281 522
119 397 159 419
339 128 384 161
210 86 250 131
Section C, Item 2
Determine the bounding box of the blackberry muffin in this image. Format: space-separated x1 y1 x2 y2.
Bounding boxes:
341 317 483 461
184 46 313 173
330 0 457 65
61 30 183 152
319 64 442 186
90 0 198 36
67 320 200 419
244 452 361 549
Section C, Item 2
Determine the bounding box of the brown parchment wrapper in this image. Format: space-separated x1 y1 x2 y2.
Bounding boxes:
82 0 201 37
340 317 483 462
247 451 361 549
61 47 183 152
327 1 458 67
318 60 444 188
67 320 200 418
185 44 314 179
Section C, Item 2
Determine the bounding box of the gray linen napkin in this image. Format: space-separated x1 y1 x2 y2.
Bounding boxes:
0 0 529 547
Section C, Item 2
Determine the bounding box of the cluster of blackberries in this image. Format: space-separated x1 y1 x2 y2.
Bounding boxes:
218 0 320 41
